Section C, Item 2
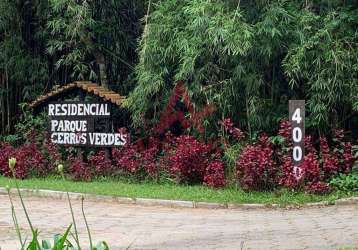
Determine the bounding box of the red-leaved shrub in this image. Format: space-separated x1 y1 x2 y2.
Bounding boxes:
203 160 226 188
300 152 321 183
332 129 355 174
0 130 60 178
341 142 355 173
0 143 15 177
141 143 160 177
166 135 210 184
0 143 50 179
67 156 91 181
112 143 141 173
154 81 215 135
22 144 49 177
218 118 245 143
88 151 114 176
43 133 62 167
320 137 339 178
279 154 300 188
112 137 160 178
278 119 292 143
10 147 29 179
277 120 356 194
236 134 278 190
305 181 331 194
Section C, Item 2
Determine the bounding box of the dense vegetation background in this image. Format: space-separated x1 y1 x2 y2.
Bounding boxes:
0 0 357 138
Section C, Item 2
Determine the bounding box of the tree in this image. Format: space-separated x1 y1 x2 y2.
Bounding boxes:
284 6 358 131
0 0 145 136
0 0 49 135
47 0 144 89
128 0 358 136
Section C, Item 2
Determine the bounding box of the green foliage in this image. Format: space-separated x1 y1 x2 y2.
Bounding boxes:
223 143 244 171
0 104 48 145
223 143 244 184
0 0 49 135
28 225 73 250
16 106 48 142
129 0 358 136
330 173 358 192
129 0 254 127
0 134 22 145
353 145 358 163
47 0 96 80
330 147 358 192
0 0 357 139
47 0 144 87
0 0 144 136
283 6 358 130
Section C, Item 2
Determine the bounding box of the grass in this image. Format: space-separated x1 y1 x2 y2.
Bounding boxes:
0 176 356 205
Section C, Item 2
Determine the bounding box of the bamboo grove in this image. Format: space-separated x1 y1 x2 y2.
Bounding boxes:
0 0 357 138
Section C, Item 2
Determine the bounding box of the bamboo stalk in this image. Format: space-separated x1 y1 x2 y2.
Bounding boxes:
5 68 10 134
1 73 5 135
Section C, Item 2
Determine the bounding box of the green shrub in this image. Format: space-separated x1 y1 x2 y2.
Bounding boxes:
223 143 244 183
330 173 358 192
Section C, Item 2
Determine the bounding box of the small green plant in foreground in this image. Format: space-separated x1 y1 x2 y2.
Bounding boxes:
6 158 109 250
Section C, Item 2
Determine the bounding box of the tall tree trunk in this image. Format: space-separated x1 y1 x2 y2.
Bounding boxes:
246 95 252 139
94 52 108 89
1 73 5 135
6 68 10 134
81 34 109 88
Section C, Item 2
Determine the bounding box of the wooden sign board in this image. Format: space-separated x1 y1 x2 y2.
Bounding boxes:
289 100 305 178
289 100 305 165
48 102 128 147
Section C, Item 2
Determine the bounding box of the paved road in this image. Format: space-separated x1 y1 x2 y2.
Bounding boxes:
0 195 357 250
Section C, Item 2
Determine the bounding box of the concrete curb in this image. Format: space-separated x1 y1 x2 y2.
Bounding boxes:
0 187 357 210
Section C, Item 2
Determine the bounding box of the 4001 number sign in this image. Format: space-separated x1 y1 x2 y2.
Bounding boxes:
289 100 305 179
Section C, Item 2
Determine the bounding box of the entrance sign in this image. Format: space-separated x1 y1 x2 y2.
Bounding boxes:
48 102 127 147
48 103 111 116
289 100 305 179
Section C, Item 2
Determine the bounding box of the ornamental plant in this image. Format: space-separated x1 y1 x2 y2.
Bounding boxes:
305 181 331 195
167 135 210 184
331 129 355 174
21 143 49 177
0 144 34 179
68 155 92 181
278 132 322 191
164 134 225 187
0 143 16 177
320 136 340 178
330 173 358 192
235 120 357 194
203 160 226 188
277 120 356 194
154 81 215 136
112 143 141 174
140 137 161 177
112 136 161 179
0 129 62 179
218 118 245 149
236 134 278 191
218 118 244 141
88 151 114 177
